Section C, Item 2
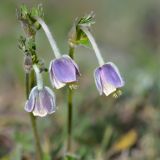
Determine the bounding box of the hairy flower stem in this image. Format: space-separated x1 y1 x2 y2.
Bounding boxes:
33 64 43 90
25 72 43 160
67 46 75 152
80 26 105 66
36 17 61 58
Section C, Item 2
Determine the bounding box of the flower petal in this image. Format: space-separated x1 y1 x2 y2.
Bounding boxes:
49 61 66 89
24 86 37 112
33 92 47 117
94 68 103 95
51 56 77 83
101 62 124 88
40 87 56 114
62 55 81 76
102 80 116 96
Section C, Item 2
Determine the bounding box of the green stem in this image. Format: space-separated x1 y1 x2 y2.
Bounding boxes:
67 46 75 152
25 73 30 99
29 113 43 160
25 72 43 160
67 88 73 152
69 46 74 59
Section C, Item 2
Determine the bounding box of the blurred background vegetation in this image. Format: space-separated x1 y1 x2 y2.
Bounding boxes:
0 0 160 159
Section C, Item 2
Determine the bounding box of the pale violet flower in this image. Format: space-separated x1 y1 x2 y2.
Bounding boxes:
37 18 80 89
80 26 124 96
49 55 80 89
25 86 56 117
94 62 124 96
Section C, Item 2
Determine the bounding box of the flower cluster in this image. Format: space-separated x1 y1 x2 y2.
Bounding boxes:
20 9 124 117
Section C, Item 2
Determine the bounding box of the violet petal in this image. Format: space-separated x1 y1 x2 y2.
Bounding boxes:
49 60 66 89
40 87 56 114
63 55 81 76
24 86 37 112
33 92 47 117
101 62 124 88
94 68 103 95
52 56 77 83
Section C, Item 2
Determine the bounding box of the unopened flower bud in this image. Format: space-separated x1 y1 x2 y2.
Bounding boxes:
34 21 41 30
24 54 33 73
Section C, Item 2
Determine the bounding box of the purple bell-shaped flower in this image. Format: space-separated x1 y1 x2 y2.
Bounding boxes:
37 18 80 89
25 86 56 117
80 26 125 96
94 62 124 96
49 55 80 89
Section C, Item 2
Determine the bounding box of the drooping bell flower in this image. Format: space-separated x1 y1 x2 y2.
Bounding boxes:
79 26 124 96
49 55 80 89
25 64 56 117
94 62 124 96
36 18 80 89
25 86 56 117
